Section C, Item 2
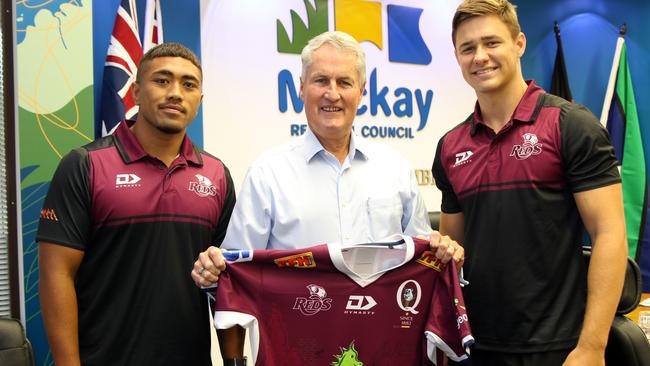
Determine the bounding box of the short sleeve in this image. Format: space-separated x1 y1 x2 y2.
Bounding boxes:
560 104 621 192
432 136 462 213
424 261 473 363
36 148 92 250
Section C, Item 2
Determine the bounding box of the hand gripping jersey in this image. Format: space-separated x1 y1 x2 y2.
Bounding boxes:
213 235 473 365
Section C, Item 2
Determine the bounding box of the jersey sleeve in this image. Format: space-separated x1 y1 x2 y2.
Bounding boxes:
432 136 462 213
424 261 474 363
559 103 621 192
213 250 263 327
36 148 92 250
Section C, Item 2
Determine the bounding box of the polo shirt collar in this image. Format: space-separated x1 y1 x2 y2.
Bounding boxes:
113 120 203 165
470 80 545 136
301 127 368 163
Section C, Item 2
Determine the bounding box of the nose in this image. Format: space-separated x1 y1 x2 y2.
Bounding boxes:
324 83 340 101
473 45 488 65
167 81 183 101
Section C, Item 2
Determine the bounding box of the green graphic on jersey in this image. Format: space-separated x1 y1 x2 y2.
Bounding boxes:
332 341 363 366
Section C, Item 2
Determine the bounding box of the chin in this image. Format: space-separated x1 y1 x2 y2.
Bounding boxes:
155 123 186 135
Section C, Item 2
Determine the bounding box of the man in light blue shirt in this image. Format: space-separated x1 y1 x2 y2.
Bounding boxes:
191 31 462 364
219 125 430 250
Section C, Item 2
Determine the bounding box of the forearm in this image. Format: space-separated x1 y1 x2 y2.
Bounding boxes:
39 272 81 366
217 326 246 358
578 233 627 350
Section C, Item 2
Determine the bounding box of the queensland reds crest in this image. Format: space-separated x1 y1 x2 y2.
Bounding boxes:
189 174 217 197
509 133 543 160
293 284 332 316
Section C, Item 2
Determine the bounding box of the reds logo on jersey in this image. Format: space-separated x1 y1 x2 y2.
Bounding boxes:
189 174 217 197
293 284 332 316
510 133 543 160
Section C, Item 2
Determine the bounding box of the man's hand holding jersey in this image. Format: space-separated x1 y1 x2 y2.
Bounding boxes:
427 231 464 268
191 234 464 288
191 246 226 288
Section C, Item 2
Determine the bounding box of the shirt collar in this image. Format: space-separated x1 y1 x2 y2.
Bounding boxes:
470 80 545 136
113 120 203 165
301 127 368 163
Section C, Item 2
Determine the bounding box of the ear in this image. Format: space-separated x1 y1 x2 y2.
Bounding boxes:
133 81 141 105
515 32 527 58
299 78 304 100
359 80 366 98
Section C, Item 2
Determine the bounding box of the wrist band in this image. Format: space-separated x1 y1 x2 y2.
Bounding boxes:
223 357 247 366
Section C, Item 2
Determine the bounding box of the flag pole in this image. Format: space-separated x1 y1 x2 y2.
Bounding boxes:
599 24 626 126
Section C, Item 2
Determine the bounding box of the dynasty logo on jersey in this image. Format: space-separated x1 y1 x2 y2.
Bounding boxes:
293 284 332 316
274 252 316 268
331 341 364 366
115 173 141 188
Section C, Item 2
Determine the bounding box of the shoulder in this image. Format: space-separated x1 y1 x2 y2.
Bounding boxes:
357 138 414 170
248 138 303 171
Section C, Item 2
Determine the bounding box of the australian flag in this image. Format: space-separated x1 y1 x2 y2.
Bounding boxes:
98 0 163 138
98 0 142 138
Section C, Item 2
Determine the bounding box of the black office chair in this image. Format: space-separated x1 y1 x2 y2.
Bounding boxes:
429 211 441 231
583 247 650 366
0 317 34 366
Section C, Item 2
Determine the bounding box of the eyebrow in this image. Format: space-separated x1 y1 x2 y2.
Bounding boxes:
151 69 201 83
458 35 503 49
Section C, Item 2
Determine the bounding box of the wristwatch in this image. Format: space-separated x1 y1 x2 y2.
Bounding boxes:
223 357 247 366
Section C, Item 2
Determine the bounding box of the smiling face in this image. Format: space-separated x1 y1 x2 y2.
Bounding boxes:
133 56 203 135
300 44 365 146
454 14 526 98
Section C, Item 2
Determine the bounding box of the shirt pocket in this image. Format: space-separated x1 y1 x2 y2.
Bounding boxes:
366 195 403 241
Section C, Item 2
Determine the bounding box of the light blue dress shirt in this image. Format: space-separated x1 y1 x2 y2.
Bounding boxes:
222 128 431 250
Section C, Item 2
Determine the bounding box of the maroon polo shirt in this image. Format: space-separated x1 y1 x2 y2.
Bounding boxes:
432 81 620 352
37 120 235 365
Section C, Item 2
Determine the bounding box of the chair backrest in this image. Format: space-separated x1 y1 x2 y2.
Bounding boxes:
429 211 441 231
0 317 34 366
582 247 650 366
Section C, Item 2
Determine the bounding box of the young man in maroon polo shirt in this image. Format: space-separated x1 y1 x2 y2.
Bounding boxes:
37 43 235 366
433 1 627 365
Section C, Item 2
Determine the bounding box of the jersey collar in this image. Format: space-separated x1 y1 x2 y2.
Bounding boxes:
113 120 203 165
470 80 545 136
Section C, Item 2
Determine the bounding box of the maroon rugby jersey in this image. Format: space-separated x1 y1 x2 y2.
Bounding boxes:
213 235 473 365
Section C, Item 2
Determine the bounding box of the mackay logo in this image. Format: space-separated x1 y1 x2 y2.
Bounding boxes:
416 251 445 272
510 133 543 160
293 284 332 316
274 252 316 268
189 174 217 197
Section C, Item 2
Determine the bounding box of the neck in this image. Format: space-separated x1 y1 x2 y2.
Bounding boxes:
476 78 529 133
316 132 351 164
131 120 185 167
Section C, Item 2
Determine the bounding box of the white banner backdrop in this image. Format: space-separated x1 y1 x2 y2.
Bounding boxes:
200 0 475 211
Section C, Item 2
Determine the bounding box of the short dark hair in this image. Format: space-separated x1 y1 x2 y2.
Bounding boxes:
135 42 202 82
